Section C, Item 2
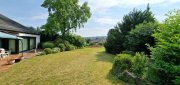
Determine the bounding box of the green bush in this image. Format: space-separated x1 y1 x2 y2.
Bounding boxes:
58 44 66 52
65 35 86 48
65 44 75 51
42 42 55 49
44 48 52 54
124 22 157 54
54 38 64 46
36 51 46 56
89 42 96 46
121 51 135 56
111 54 133 77
132 52 147 78
52 47 60 53
149 10 180 85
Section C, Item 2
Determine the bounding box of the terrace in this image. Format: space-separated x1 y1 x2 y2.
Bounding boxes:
0 50 37 72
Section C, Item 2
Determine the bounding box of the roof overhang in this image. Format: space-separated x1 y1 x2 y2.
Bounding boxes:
0 31 23 39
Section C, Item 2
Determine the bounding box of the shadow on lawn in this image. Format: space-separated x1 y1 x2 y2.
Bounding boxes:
95 51 128 85
95 51 115 63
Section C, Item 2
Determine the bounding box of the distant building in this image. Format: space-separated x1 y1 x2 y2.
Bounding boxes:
0 14 40 54
85 36 106 44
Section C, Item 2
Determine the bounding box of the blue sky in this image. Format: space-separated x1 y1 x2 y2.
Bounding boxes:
0 0 179 37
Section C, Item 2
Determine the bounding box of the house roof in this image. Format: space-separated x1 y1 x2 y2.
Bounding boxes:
0 31 22 39
0 14 39 35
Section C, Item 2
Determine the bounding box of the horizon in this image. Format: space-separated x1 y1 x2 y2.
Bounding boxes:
0 0 179 37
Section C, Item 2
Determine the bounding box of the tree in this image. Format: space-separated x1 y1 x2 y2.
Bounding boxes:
41 0 91 39
104 28 124 54
149 10 180 85
124 22 157 54
105 4 155 54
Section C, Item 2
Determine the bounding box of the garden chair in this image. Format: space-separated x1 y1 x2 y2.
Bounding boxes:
0 48 10 59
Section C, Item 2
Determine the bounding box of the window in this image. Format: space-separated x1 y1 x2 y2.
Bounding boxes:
30 38 36 49
9 39 16 53
19 38 28 52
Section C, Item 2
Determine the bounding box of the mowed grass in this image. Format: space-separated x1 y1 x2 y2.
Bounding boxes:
0 47 127 85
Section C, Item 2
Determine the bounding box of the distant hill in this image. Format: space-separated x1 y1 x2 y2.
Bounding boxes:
84 36 107 43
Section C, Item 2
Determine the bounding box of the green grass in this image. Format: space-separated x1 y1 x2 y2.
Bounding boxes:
0 47 127 85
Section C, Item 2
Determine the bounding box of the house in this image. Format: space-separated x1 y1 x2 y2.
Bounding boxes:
0 14 40 54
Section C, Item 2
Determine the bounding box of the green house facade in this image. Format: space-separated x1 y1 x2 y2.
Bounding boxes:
0 14 40 54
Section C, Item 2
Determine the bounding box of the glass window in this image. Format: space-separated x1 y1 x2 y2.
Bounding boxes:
30 38 35 49
19 38 28 52
9 39 16 53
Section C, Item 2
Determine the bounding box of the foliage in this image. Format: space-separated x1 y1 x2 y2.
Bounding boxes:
39 29 59 43
65 44 76 51
121 51 135 56
149 10 180 85
36 51 46 56
65 35 86 48
124 22 157 54
58 43 66 52
89 42 96 46
41 0 91 38
44 48 52 54
42 42 55 49
132 52 147 78
104 28 124 54
111 54 133 77
105 5 155 54
52 47 61 53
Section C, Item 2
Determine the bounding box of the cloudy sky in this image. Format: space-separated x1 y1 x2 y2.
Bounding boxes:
0 0 179 37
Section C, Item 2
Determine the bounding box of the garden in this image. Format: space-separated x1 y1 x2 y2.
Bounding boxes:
105 5 180 85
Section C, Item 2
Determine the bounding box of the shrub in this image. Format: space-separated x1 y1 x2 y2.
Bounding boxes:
65 44 75 51
89 42 96 46
104 28 124 54
58 44 66 52
52 47 60 53
121 51 135 56
123 22 157 55
36 51 46 56
132 52 147 78
111 54 133 77
149 10 180 85
65 35 86 48
42 42 55 49
44 48 52 54
54 38 64 46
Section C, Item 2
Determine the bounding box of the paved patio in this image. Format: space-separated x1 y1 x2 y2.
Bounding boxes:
0 50 37 72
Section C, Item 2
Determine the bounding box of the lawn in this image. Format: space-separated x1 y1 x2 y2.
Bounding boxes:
0 47 127 85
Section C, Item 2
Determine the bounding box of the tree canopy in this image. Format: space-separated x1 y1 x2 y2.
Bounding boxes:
41 0 91 38
105 5 155 54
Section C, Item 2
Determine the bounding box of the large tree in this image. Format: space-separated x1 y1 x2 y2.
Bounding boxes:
41 0 91 38
105 5 155 54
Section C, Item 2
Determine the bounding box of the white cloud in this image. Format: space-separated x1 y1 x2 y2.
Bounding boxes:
31 13 48 20
94 17 119 25
81 0 180 11
75 28 110 37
